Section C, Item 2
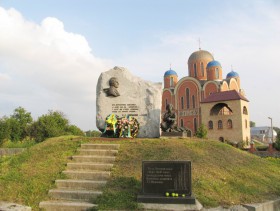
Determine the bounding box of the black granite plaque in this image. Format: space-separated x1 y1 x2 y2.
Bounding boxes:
137 160 195 204
142 161 191 195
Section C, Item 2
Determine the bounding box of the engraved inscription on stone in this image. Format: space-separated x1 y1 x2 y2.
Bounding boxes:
112 104 140 116
146 167 173 184
142 161 192 196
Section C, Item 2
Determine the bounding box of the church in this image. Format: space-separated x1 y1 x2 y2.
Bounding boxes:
162 48 251 144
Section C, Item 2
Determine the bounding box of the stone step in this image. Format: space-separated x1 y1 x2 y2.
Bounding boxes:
63 170 110 180
39 201 97 211
56 179 107 190
49 189 102 202
77 149 118 156
67 162 113 171
71 155 115 163
81 144 120 150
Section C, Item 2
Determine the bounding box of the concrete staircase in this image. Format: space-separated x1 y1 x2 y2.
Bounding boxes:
39 143 120 211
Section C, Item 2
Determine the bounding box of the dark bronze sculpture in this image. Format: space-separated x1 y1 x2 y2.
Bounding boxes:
161 103 177 132
103 77 120 97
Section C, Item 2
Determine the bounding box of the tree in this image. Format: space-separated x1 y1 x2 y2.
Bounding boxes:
29 110 69 142
29 110 84 142
9 107 33 141
275 131 280 150
8 118 21 141
196 124 207 139
66 125 85 136
250 121 256 127
85 130 102 137
273 127 280 134
1 107 84 143
0 116 11 145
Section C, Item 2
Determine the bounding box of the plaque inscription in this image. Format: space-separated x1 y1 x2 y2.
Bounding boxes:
142 161 191 196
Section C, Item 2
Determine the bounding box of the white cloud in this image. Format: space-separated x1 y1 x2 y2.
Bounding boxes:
0 7 111 130
0 73 10 81
1 1 279 131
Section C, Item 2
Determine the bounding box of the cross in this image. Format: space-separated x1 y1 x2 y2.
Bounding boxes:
231 65 233 71
170 63 172 70
198 38 201 50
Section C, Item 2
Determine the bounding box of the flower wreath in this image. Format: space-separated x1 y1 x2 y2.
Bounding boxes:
103 114 139 138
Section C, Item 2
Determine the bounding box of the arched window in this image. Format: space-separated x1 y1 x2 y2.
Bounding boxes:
227 119 233 129
194 64 197 77
192 95 196 108
180 119 184 127
194 118 197 132
170 77 174 87
165 99 168 110
186 88 190 109
201 62 204 76
210 103 233 116
181 97 184 109
245 119 248 128
215 68 219 79
208 121 213 129
218 120 223 129
243 106 248 115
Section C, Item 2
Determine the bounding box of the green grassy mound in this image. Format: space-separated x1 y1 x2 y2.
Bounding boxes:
0 136 82 210
0 137 279 210
94 138 280 209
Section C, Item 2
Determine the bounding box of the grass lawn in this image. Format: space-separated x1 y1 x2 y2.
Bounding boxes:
0 136 279 210
94 138 280 210
0 136 83 210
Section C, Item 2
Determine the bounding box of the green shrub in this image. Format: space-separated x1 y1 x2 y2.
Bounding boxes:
196 124 207 139
10 107 33 141
1 139 36 148
29 110 83 142
85 130 102 137
66 125 85 136
0 107 33 144
0 117 11 146
274 131 280 150
1 107 84 144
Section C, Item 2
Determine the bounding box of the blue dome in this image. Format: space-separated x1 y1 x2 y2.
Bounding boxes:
164 69 178 77
226 71 239 78
207 60 221 68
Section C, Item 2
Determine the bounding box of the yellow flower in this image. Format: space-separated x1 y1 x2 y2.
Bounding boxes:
106 114 117 125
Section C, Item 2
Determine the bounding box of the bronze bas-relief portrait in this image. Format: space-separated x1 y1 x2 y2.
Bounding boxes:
103 77 120 97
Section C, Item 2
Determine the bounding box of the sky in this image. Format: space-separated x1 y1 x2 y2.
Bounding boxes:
0 0 280 131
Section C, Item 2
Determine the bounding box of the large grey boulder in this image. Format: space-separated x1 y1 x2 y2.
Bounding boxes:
96 66 162 138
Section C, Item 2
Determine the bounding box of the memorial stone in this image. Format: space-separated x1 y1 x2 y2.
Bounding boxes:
137 161 196 204
96 66 162 138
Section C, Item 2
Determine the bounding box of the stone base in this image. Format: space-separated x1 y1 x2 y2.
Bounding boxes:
138 199 202 211
161 131 188 137
242 198 280 211
0 202 31 211
137 195 196 204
